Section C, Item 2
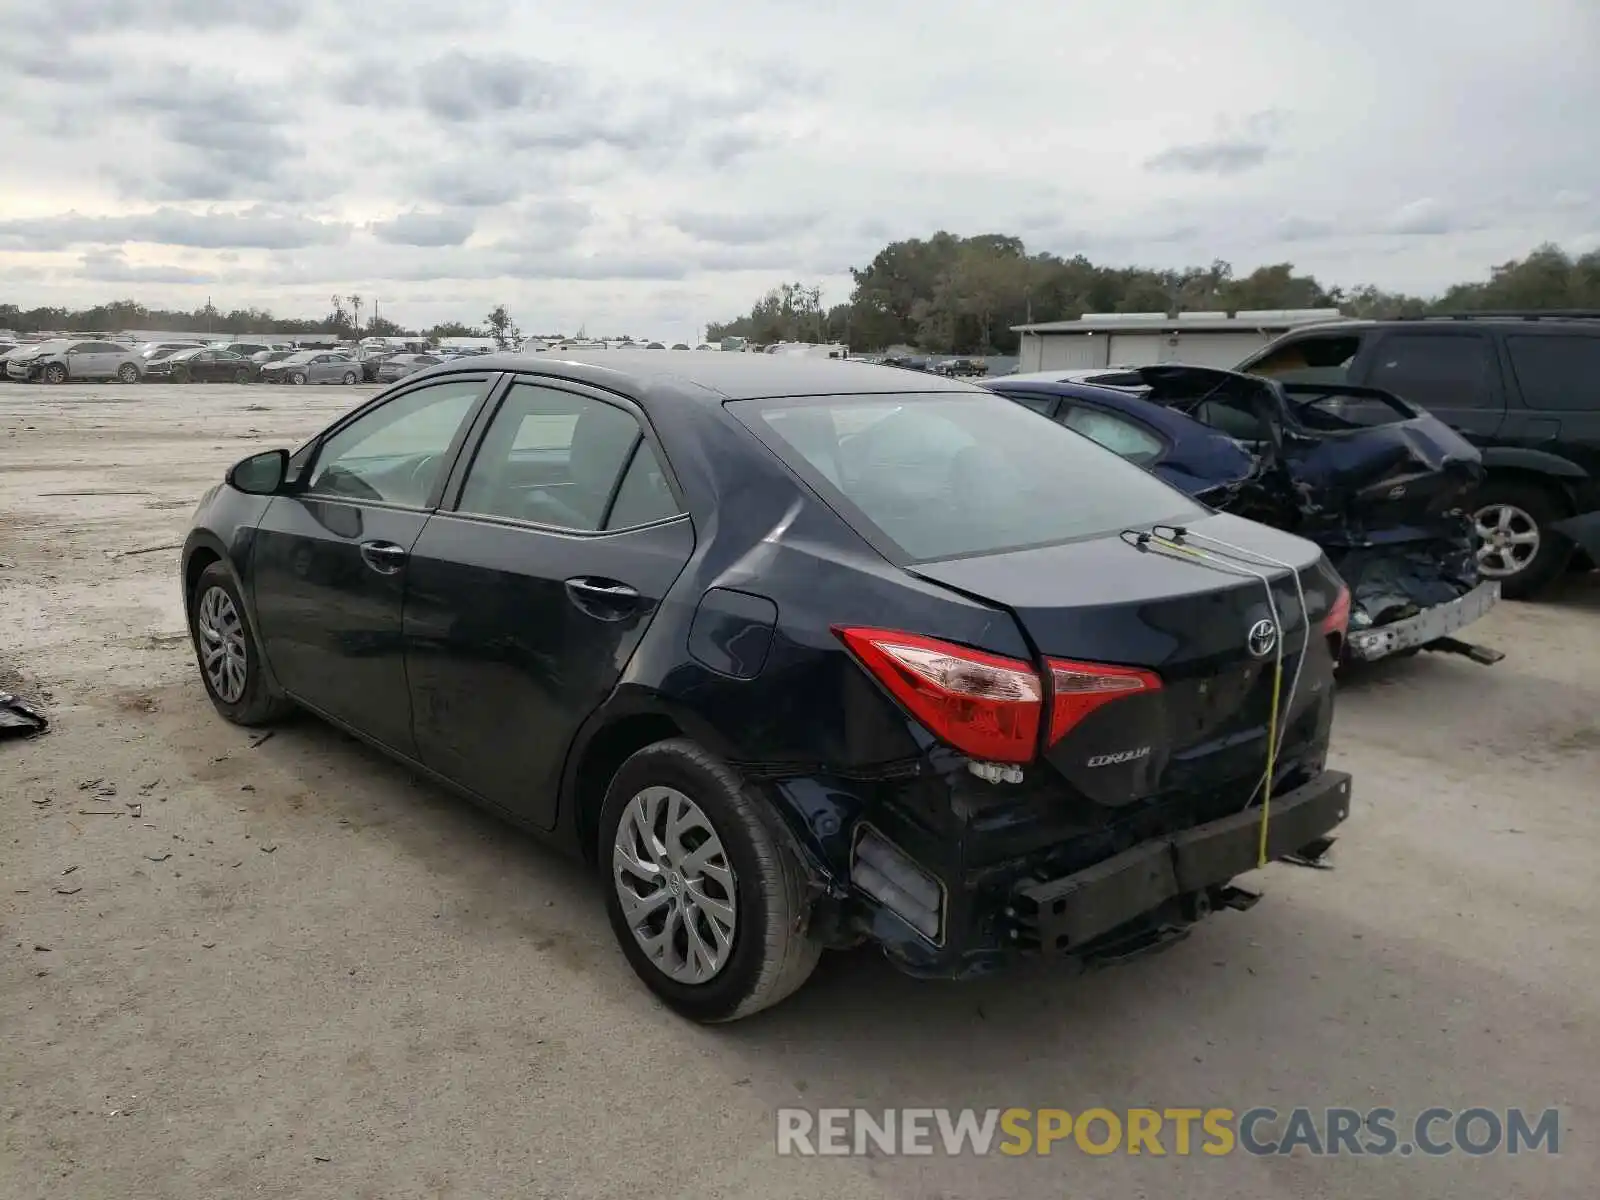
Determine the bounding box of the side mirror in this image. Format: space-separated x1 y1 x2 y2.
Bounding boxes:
227 449 289 495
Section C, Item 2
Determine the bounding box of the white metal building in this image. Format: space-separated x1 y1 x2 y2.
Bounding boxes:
1011 310 1343 373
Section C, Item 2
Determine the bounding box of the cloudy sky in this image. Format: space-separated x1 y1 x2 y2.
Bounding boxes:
1 0 1596 342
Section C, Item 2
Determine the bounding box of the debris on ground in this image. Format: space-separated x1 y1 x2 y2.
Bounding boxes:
249 731 275 748
107 542 183 560
0 692 49 739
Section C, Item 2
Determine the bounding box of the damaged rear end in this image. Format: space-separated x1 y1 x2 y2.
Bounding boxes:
1134 367 1502 666
1275 382 1501 664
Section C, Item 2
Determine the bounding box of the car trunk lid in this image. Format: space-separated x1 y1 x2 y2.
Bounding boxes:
911 512 1338 811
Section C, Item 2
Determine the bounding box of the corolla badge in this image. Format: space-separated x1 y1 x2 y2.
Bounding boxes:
1247 618 1279 659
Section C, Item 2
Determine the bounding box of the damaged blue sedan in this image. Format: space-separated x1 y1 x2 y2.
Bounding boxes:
987 366 1502 666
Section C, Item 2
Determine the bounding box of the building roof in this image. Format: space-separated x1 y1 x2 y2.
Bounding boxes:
422 349 979 402
1012 309 1344 335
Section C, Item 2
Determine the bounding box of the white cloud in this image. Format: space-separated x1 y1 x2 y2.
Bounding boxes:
1 0 1597 341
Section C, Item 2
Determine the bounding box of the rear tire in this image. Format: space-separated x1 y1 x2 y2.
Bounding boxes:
188 562 292 727
1474 480 1570 600
598 739 822 1023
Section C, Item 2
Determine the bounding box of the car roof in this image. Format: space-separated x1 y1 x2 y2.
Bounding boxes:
414 349 983 402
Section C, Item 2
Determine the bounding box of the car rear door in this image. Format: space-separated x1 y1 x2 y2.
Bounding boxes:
1353 329 1507 448
403 376 694 829
1501 330 1600 487
248 373 498 752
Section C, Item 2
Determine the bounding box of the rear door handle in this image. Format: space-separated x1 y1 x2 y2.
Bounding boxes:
565 576 642 618
359 540 408 574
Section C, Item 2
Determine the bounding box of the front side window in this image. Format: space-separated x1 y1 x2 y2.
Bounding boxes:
731 391 1202 562
1366 334 1497 410
1245 333 1362 384
457 382 648 531
305 378 487 506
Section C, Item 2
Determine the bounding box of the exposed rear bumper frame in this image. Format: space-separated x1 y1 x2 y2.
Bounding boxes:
1009 769 1353 953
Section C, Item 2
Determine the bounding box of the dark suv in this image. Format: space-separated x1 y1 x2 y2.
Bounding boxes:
1238 314 1600 598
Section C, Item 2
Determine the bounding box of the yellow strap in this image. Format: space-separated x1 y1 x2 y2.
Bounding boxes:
1147 534 1282 867
1257 655 1282 868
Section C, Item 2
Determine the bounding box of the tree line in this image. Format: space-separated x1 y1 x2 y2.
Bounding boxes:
0 296 537 348
705 237 1600 354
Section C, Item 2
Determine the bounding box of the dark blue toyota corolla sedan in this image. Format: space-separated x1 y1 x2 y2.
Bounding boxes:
182 352 1353 1021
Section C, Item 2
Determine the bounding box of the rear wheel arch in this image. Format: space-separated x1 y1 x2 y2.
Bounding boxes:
569 712 685 864
1480 466 1575 515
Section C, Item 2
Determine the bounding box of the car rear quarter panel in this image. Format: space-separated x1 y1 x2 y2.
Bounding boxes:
553 386 1034 858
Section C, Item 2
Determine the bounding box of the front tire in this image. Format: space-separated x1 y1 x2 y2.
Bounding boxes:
289 371 306 386
342 370 357 385
171 367 190 384
599 739 822 1022
234 368 252 383
43 363 66 384
1474 480 1570 599
117 363 139 383
189 562 292 726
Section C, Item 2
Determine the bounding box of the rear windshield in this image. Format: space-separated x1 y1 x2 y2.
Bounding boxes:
729 391 1204 562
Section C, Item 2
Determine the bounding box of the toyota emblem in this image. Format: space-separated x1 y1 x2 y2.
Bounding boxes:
1247 618 1279 659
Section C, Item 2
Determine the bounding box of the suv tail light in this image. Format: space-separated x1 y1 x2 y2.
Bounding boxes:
834 628 1161 765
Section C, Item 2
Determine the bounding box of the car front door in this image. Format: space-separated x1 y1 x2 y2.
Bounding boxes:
1354 329 1507 448
63 342 101 378
403 377 695 828
248 374 498 751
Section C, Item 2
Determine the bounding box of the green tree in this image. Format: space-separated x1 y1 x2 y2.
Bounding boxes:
485 305 522 349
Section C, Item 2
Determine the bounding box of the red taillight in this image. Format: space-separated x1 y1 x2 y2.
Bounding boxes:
835 628 1042 762
835 627 1160 764
1321 582 1351 643
1045 658 1162 745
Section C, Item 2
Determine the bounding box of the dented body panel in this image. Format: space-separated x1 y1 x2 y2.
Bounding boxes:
986 367 1499 662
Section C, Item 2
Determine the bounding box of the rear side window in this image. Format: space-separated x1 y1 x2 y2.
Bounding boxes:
1058 404 1164 465
1506 335 1600 412
458 382 652 531
1366 334 1499 410
730 391 1202 562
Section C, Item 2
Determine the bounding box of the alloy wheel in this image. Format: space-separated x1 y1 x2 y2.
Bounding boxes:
196 586 248 704
612 786 738 984
1474 502 1540 578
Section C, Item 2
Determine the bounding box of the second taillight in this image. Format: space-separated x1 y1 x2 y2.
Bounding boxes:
835 628 1160 765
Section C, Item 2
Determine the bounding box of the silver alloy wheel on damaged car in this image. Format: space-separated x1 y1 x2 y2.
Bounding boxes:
289 371 306 385
43 363 66 384
342 370 357 385
196 585 249 704
117 362 139 382
1475 501 1541 579
612 785 738 984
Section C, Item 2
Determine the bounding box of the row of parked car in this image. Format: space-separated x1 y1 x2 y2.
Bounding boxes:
0 337 486 386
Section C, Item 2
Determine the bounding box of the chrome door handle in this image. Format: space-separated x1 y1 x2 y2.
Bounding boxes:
565 577 639 600
359 540 407 574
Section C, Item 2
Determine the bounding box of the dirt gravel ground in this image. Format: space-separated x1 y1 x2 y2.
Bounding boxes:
3 381 1598 1200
